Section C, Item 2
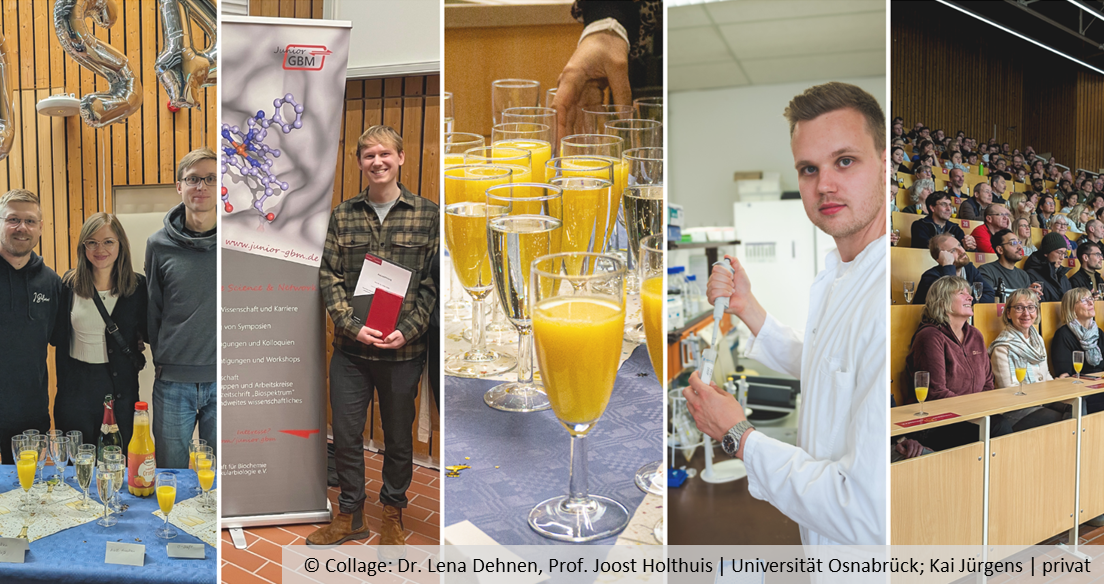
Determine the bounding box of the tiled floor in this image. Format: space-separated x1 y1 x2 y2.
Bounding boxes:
1041 520 1104 546
220 449 440 584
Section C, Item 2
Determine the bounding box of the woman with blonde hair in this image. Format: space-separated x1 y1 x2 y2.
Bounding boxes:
988 288 1068 431
1015 218 1037 256
897 276 995 459
1008 192 1040 229
55 213 147 454
1067 204 1090 234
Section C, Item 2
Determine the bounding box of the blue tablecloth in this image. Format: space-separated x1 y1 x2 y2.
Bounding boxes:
443 344 663 544
0 466 215 584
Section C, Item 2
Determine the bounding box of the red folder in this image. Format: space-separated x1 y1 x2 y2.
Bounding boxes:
364 289 403 338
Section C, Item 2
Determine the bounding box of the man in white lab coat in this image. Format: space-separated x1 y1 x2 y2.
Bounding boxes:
684 82 887 545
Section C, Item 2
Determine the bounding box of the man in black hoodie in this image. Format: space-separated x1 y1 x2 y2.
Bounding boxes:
1024 232 1072 302
145 148 217 469
0 189 63 464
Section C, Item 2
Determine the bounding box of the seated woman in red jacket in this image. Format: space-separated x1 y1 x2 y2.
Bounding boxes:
897 276 996 460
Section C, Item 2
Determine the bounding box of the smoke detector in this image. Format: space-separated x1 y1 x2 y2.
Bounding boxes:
36 94 80 117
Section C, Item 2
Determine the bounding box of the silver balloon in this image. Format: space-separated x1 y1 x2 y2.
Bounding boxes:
155 0 217 109
53 0 143 128
0 34 13 161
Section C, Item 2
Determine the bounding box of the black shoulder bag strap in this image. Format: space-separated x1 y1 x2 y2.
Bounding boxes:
90 292 144 370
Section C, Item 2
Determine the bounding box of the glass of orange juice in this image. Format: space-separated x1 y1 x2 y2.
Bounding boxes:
197 453 216 515
1073 351 1084 384
634 234 665 497
914 371 929 416
155 473 177 539
443 133 484 169
528 252 629 542
17 447 37 512
1015 363 1027 396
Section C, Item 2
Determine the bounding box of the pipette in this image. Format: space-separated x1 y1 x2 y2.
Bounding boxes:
698 258 733 383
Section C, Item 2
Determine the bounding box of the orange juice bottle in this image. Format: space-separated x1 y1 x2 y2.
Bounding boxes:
127 402 156 496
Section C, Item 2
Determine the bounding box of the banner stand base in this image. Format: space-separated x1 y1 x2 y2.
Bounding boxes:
222 500 333 533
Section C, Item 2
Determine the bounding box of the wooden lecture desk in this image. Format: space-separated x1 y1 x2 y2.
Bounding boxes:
891 378 1103 552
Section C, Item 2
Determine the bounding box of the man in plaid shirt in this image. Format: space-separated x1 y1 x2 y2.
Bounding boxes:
308 126 438 556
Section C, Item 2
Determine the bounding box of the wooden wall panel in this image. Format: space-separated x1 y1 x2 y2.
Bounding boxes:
248 0 325 19
892 2 1103 173
0 0 215 279
1075 72 1104 173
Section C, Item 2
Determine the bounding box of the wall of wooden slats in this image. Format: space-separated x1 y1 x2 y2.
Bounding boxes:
0 0 215 279
250 0 442 467
892 2 1103 173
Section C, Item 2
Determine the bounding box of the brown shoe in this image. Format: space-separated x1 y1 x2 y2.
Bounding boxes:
377 505 406 562
306 511 370 547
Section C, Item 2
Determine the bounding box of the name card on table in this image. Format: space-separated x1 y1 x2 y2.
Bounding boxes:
0 538 28 563
895 412 960 428
1088 382 1104 390
167 543 206 559
106 542 145 567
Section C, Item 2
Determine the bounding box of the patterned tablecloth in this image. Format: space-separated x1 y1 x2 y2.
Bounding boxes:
0 466 216 584
151 489 217 548
443 343 665 545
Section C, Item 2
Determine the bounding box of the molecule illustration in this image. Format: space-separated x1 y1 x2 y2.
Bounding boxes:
220 93 305 221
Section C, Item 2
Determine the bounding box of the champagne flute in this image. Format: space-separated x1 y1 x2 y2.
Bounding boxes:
491 79 540 125
443 91 454 135
635 234 665 496
971 282 983 304
891 228 901 247
501 108 558 157
1073 350 1084 384
581 104 633 135
50 435 69 485
66 431 82 487
624 147 663 187
75 446 95 511
10 435 27 487
546 157 616 274
914 371 929 416
633 96 663 125
31 435 47 488
445 200 516 377
1015 361 1027 396
22 430 40 487
197 453 216 514
190 439 208 494
483 184 563 412
491 123 553 182
104 448 124 513
604 119 662 151
528 252 629 541
17 446 37 512
622 185 664 344
444 166 518 377
903 281 916 304
155 473 178 539
559 137 626 244
96 461 117 527
444 132 484 168
544 87 557 109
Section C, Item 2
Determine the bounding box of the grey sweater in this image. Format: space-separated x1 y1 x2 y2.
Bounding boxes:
145 204 216 382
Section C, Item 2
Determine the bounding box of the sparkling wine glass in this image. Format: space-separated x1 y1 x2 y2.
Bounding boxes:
105 450 125 513
65 431 82 487
528 252 629 542
443 91 454 135
581 104 633 135
635 234 665 496
633 96 663 125
444 132 484 168
501 108 558 157
11 435 27 487
50 435 69 485
914 371 929 416
604 119 662 151
903 281 916 304
491 79 540 125
972 282 983 303
492 123 553 183
1014 361 1027 396
17 445 37 512
31 435 47 488
156 473 178 539
96 461 118 527
622 185 664 344
1073 350 1084 384
75 445 96 511
482 183 563 412
197 453 216 514
190 439 208 494
545 157 616 274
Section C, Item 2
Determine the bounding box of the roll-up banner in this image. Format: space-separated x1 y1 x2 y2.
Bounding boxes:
220 16 351 527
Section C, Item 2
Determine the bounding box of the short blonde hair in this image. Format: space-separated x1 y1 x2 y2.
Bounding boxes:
1001 288 1040 331
356 125 403 158
922 276 969 326
176 147 216 181
0 189 41 217
1060 287 1093 327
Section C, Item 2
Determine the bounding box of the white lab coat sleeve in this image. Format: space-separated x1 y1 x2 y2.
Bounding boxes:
744 313 804 379
742 342 888 545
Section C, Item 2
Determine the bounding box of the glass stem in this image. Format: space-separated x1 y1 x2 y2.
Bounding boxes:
470 295 487 355
516 326 533 386
567 433 589 505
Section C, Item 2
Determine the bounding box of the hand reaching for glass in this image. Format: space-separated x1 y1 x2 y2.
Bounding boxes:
552 31 632 141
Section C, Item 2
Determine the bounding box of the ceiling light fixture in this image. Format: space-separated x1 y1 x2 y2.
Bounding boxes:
935 0 1104 75
1067 0 1104 21
666 0 728 7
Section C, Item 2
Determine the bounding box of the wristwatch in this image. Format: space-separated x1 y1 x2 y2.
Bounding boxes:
721 420 754 457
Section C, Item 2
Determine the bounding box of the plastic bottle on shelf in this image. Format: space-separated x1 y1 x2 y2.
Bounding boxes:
685 275 702 314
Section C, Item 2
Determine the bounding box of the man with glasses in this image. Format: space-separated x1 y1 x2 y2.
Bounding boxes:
978 229 1040 302
1069 240 1104 293
969 203 1012 253
145 147 217 468
912 232 993 305
911 191 974 251
0 189 62 464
